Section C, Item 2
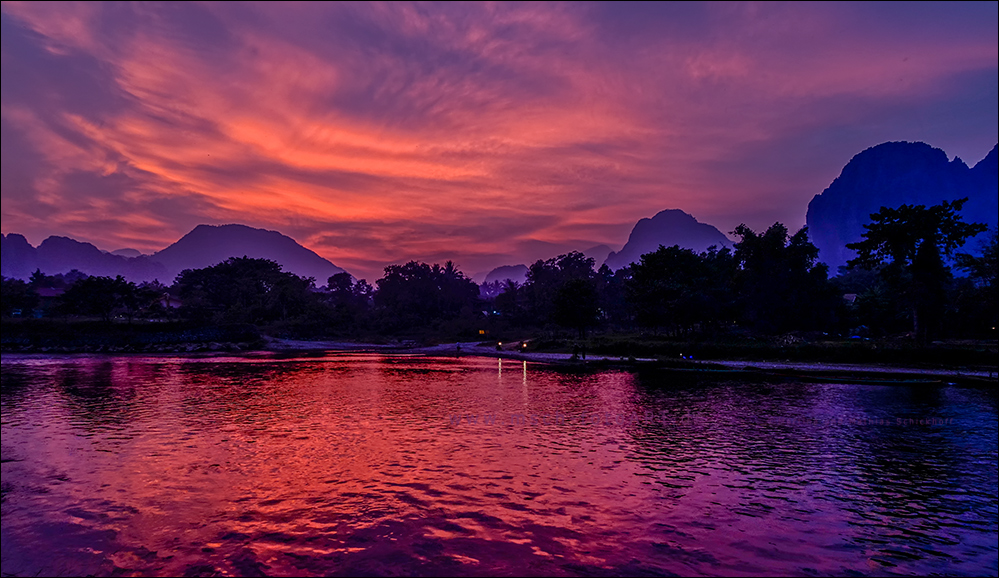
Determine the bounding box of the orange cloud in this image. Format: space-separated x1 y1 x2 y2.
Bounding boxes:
2 2 996 280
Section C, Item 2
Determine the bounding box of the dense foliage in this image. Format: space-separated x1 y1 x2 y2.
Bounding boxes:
2 202 994 346
846 198 989 343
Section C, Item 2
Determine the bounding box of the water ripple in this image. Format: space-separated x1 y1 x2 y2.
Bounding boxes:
1 354 996 576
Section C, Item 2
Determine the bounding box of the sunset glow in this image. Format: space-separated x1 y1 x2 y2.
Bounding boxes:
2 2 996 280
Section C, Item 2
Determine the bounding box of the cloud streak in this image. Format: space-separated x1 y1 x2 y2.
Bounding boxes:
2 2 996 280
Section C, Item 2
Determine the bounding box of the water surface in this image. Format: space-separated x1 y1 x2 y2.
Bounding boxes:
2 353 996 576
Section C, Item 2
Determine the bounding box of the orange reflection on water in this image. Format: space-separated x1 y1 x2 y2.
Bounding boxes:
1 353 997 576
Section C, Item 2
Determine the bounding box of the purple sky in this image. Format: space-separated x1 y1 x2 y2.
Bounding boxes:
2 2 996 280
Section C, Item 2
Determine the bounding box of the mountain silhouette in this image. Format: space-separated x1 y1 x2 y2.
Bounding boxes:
110 248 143 258
806 142 998 271
151 224 347 283
1 233 168 281
1 234 38 280
582 244 613 266
603 209 731 271
481 245 612 287
1 224 349 284
484 264 529 285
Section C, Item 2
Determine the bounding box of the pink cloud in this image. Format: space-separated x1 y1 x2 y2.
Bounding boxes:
2 2 996 280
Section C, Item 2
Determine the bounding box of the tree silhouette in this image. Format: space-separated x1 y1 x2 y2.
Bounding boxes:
733 223 836 333
325 272 372 329
176 257 314 324
553 278 599 338
1 277 39 317
374 260 478 329
956 227 998 292
60 275 146 323
595 263 630 327
525 252 596 327
954 228 998 336
494 280 525 320
626 245 737 335
846 198 987 344
627 245 707 334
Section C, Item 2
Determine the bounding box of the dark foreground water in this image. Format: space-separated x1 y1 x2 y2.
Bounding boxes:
1 354 996 577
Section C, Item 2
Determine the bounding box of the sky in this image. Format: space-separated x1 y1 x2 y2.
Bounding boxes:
2 2 996 281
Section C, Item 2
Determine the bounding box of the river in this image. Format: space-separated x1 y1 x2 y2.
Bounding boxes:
1 353 996 576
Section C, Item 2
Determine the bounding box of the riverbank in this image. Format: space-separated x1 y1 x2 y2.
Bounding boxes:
0 320 263 354
264 338 998 384
3 330 995 384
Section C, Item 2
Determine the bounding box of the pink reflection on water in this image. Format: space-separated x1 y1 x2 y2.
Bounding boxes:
1 354 996 576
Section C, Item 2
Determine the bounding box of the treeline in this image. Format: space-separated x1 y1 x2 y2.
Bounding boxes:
2 201 997 345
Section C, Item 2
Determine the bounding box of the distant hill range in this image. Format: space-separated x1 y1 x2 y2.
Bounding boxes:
582 244 613 266
479 212 730 281
6 141 995 285
1 224 348 284
483 264 529 286
807 141 998 271
151 224 347 283
481 245 615 287
603 209 731 271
